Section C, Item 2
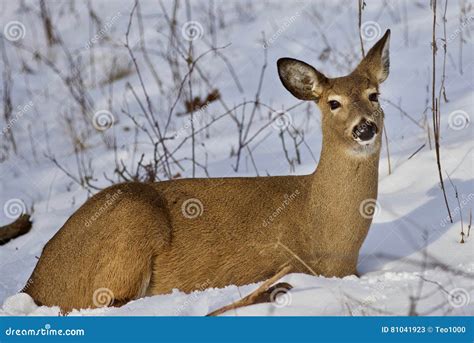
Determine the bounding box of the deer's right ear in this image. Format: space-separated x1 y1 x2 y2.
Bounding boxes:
277 58 327 101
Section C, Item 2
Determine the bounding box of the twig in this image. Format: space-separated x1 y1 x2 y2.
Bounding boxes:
438 0 449 103
383 124 391 175
206 265 293 316
39 0 58 46
407 144 426 160
358 0 366 57
431 0 453 223
382 98 424 129
246 146 260 176
447 175 465 243
408 236 429 316
0 36 17 154
468 210 472 237
125 1 172 178
276 241 318 276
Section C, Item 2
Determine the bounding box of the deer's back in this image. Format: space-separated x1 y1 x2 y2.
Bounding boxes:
150 175 314 291
25 177 314 307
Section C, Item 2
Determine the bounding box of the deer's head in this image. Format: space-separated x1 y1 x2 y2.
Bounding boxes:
277 30 390 157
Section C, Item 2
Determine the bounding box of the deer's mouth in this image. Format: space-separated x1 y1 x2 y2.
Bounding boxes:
354 134 377 146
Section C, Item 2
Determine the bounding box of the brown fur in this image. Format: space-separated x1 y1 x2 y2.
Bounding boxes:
23 31 391 312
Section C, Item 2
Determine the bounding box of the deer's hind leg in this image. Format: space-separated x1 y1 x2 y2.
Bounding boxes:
86 184 173 309
25 183 172 312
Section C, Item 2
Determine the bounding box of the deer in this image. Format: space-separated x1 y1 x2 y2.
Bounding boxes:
12 30 391 312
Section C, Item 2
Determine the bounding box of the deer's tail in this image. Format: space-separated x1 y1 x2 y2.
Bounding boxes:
0 214 32 245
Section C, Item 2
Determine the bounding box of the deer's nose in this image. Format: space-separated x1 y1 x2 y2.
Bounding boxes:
352 121 378 141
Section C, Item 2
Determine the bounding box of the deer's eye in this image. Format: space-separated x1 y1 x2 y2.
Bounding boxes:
328 100 341 110
369 93 379 102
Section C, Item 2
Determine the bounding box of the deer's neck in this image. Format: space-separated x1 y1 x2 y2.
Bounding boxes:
312 134 381 204
307 134 381 272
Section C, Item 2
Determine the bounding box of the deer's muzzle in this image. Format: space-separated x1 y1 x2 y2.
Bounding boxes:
352 121 378 142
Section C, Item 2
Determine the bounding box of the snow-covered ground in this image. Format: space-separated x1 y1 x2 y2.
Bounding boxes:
0 0 473 316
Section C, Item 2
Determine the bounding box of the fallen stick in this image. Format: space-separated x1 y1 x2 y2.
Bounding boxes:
206 265 293 316
0 214 33 245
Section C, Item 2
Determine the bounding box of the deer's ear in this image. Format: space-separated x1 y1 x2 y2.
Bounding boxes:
357 29 390 83
277 58 327 101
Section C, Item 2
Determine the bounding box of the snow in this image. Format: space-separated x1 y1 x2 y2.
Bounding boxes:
2 293 38 316
0 0 473 316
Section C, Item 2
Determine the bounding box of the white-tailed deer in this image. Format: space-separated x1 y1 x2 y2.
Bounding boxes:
17 30 390 312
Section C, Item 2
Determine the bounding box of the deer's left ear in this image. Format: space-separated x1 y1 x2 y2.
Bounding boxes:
357 29 390 83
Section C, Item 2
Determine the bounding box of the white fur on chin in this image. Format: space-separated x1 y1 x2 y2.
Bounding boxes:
347 135 379 157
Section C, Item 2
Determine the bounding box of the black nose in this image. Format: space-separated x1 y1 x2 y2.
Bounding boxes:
352 121 378 141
